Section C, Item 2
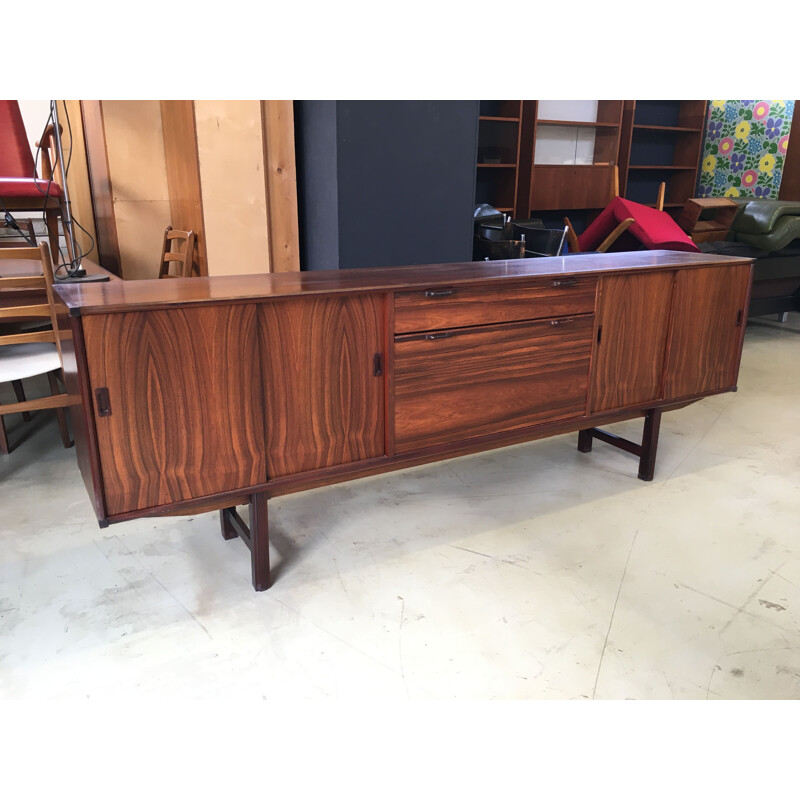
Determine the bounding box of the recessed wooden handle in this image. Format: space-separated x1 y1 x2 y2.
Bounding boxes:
425 332 451 340
95 387 111 417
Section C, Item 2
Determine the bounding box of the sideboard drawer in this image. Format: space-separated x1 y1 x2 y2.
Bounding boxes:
394 276 597 334
394 315 594 453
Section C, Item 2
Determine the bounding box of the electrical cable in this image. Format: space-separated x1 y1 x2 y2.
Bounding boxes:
31 101 95 279
1 196 38 246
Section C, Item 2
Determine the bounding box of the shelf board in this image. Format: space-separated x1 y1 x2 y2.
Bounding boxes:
627 165 698 171
633 124 704 133
477 163 518 168
479 116 520 123
693 220 732 232
532 163 615 168
537 119 620 128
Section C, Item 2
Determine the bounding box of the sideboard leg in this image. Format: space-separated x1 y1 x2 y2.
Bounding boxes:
219 497 271 590
577 428 594 452
249 492 271 592
577 407 664 481
637 408 663 482
220 507 238 540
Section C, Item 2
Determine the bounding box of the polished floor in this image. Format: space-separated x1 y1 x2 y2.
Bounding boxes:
1 312 799 700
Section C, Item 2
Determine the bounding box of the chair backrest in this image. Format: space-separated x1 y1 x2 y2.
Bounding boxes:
0 218 37 248
0 244 62 361
158 225 196 278
0 101 37 179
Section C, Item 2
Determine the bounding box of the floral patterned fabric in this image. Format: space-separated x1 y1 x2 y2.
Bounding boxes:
698 100 795 199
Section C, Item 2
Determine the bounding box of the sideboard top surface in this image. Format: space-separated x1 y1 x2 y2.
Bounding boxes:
55 250 753 316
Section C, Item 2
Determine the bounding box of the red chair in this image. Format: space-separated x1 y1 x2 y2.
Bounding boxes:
569 196 700 254
0 100 73 266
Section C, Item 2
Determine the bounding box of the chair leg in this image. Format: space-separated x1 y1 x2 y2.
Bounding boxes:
45 209 63 268
12 380 31 422
0 415 9 455
47 370 73 448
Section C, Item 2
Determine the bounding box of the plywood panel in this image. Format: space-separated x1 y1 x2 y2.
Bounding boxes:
81 100 121 275
103 100 171 280
195 100 270 276
262 100 300 272
161 100 207 276
62 100 98 261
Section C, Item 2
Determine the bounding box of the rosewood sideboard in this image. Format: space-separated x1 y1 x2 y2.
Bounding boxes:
54 251 754 591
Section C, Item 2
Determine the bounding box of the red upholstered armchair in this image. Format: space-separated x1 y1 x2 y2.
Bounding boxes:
566 196 700 254
0 100 73 263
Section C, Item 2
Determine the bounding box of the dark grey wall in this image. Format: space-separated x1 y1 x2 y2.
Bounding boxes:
295 100 479 271
294 101 341 271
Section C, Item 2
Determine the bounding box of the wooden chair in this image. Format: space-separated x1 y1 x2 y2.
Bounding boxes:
563 168 665 253
563 215 635 254
0 244 76 454
158 226 196 278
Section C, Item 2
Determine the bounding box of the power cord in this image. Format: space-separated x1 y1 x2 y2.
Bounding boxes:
31 101 96 279
1 197 38 246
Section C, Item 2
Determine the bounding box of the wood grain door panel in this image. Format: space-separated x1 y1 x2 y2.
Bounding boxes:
590 271 674 413
83 305 267 516
259 294 385 478
663 264 752 399
394 316 593 453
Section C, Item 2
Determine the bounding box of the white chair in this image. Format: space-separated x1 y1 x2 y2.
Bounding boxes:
0 244 75 454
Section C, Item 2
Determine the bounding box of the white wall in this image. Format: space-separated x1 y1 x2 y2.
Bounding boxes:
534 100 598 165
16 100 52 169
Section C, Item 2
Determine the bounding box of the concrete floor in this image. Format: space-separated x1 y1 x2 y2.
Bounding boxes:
1 312 799 700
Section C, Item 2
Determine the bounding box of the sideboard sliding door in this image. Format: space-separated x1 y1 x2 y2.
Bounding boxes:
82 305 267 516
258 294 386 478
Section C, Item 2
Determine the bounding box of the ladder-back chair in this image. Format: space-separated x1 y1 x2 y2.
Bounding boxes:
0 243 76 453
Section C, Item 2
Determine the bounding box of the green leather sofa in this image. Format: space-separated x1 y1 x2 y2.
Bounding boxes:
699 198 800 318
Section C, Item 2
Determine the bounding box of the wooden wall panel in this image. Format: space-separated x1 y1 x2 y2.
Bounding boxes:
81 101 122 275
160 100 207 276
262 100 300 272
195 100 270 276
779 101 800 200
62 100 98 262
102 100 171 281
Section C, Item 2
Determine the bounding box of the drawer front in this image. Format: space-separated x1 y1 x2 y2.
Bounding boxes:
394 276 597 334
394 315 593 453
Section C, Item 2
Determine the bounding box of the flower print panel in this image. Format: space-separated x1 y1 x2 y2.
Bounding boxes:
700 100 795 199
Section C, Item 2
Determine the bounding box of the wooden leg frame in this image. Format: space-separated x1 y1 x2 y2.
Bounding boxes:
219 414 662 592
577 408 663 481
220 492 270 591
